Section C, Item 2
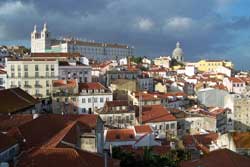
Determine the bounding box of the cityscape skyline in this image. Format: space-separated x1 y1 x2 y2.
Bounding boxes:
0 0 250 69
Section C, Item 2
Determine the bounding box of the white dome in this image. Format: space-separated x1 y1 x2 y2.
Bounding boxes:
172 42 184 62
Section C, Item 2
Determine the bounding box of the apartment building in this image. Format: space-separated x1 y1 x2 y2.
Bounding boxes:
77 82 113 114
6 58 58 98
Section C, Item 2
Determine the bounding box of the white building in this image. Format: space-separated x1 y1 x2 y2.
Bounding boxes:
77 82 113 114
223 77 246 94
153 56 171 68
119 57 128 65
31 24 134 61
0 69 7 89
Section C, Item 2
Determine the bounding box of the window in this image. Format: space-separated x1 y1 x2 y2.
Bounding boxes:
46 80 49 87
35 65 39 71
46 65 49 71
51 72 55 77
82 98 86 103
46 72 49 77
18 72 21 78
171 123 175 129
11 65 15 71
100 97 104 103
88 98 91 103
11 73 14 77
24 65 28 71
24 72 28 78
94 98 97 102
35 72 39 78
46 89 50 96
18 81 21 87
166 124 169 129
18 65 21 71
51 65 54 71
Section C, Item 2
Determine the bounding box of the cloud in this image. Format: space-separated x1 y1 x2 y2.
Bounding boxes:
135 18 154 31
164 17 194 31
0 0 249 68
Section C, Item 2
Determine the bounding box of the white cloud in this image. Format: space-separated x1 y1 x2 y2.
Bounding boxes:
0 1 34 16
165 17 194 31
136 18 154 31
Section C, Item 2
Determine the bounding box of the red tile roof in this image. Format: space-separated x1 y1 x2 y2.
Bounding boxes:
106 129 136 142
7 114 99 149
139 105 176 123
232 132 250 149
106 100 129 107
0 115 33 132
0 69 6 74
183 132 219 152
229 77 244 83
52 80 77 88
79 82 106 91
0 88 39 114
133 92 160 101
134 125 153 134
180 149 250 167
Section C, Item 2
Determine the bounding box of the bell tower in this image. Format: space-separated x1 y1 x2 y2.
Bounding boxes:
31 23 51 53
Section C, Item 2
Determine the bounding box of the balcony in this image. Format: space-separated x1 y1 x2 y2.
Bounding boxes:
34 84 43 88
24 84 32 88
35 93 43 98
10 85 17 88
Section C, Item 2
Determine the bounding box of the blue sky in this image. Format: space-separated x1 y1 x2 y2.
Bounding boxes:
0 0 250 69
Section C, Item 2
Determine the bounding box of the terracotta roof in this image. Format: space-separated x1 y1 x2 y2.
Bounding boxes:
7 114 99 149
0 133 17 153
0 115 33 132
0 69 6 74
106 100 129 107
229 77 244 83
180 149 250 167
31 52 80 58
121 145 171 156
232 132 250 149
183 132 219 152
213 84 228 91
0 88 39 114
133 92 160 101
79 82 106 91
139 105 176 123
53 80 77 88
18 147 89 167
134 125 152 134
106 129 136 142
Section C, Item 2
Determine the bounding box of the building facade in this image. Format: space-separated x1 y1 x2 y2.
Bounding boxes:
77 82 113 114
59 61 92 83
31 24 134 61
6 58 58 98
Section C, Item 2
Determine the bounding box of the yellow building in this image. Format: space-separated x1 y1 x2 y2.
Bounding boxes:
196 60 233 72
6 58 59 98
155 82 167 93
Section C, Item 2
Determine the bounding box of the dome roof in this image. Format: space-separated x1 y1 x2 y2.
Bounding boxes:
172 42 184 58
172 42 184 62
